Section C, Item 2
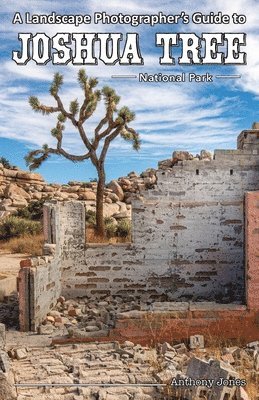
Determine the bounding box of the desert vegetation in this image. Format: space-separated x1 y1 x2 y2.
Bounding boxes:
85 209 131 243
0 200 44 255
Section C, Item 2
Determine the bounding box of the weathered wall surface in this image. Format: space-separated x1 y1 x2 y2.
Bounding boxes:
19 204 63 331
18 256 62 331
58 131 259 303
246 191 259 311
29 256 62 331
17 129 259 331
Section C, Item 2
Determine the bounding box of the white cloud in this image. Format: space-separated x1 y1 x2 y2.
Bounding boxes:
0 0 257 171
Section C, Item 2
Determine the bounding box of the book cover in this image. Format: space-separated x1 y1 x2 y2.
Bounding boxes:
0 1 258 399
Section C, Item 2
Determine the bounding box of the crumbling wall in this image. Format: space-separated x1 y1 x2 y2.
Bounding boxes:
17 128 259 331
18 256 62 331
59 145 259 302
18 203 63 331
246 191 259 311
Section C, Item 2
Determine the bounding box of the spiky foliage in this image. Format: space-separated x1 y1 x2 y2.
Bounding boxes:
77 69 88 90
26 69 140 236
50 72 63 95
29 96 41 111
118 106 135 123
69 99 79 116
25 148 50 170
121 128 141 151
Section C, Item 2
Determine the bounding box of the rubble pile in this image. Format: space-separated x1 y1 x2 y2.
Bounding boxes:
6 337 258 399
38 295 148 337
23 296 258 399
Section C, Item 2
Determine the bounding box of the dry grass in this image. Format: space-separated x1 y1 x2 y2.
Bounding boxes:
86 227 131 244
0 233 44 256
135 313 258 399
186 338 258 400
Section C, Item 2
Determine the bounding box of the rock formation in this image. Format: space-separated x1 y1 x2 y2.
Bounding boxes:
0 163 157 221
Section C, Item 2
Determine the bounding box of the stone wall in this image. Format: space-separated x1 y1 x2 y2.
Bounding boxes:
18 256 62 331
246 191 259 311
17 127 259 330
57 130 259 303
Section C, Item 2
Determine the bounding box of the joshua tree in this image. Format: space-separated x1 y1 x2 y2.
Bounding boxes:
25 70 140 236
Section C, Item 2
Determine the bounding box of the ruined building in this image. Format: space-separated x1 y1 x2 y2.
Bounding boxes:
18 125 259 341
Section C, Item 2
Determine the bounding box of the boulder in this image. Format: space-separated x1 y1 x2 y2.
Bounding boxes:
67 193 79 200
11 196 28 208
200 150 212 160
79 191 96 201
2 169 17 179
108 180 124 201
172 151 193 161
119 178 131 186
4 184 30 201
42 186 55 192
107 193 120 203
0 199 12 211
103 203 120 218
31 192 42 200
16 171 43 181
113 212 129 219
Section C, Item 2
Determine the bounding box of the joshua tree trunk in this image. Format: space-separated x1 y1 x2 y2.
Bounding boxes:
96 164 106 237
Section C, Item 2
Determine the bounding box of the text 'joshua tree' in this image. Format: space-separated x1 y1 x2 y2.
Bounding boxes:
25 69 140 236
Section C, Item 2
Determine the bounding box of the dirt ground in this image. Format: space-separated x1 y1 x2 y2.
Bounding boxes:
0 252 28 277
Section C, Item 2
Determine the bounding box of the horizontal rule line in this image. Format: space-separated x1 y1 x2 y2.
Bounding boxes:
111 75 137 79
15 383 166 387
215 75 241 79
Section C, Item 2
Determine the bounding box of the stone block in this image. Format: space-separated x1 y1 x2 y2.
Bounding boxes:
236 387 251 400
0 351 10 373
0 324 5 349
189 334 204 350
14 348 27 360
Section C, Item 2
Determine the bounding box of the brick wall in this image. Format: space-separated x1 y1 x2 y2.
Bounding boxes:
246 191 259 310
59 145 259 302
18 256 62 331
17 129 259 331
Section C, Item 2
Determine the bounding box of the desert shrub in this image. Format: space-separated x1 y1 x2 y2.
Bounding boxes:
85 209 96 226
16 199 44 221
0 233 44 255
85 211 131 239
104 218 117 238
116 218 131 237
0 216 42 240
81 182 92 188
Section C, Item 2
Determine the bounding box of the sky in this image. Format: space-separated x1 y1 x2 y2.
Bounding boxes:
0 0 259 183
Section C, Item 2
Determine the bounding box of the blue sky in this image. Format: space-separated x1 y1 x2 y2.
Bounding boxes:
0 0 259 183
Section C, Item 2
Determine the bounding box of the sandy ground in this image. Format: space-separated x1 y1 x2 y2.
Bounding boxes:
0 252 28 277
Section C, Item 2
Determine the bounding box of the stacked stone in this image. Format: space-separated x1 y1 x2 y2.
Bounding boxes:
158 149 213 170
